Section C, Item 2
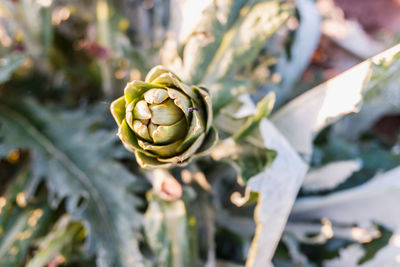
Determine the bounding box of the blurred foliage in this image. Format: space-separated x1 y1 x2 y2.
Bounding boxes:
0 0 399 266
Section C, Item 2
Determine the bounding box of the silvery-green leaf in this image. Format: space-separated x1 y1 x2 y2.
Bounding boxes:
180 0 248 84
144 196 193 267
272 0 321 106
212 138 277 183
302 160 362 193
332 50 400 140
271 43 400 156
203 0 292 84
245 119 308 267
245 44 400 267
144 88 169 104
210 79 249 115
0 100 146 266
234 92 275 141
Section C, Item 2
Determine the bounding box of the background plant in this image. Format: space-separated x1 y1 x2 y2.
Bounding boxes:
0 0 399 266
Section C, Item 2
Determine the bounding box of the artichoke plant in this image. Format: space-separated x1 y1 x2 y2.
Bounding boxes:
110 66 218 168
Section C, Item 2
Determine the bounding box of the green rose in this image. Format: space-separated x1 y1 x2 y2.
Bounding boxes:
110 66 218 168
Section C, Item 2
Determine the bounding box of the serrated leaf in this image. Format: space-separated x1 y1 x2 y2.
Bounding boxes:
245 119 308 267
0 100 145 267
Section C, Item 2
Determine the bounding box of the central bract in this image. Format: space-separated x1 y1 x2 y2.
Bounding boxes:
110 66 217 168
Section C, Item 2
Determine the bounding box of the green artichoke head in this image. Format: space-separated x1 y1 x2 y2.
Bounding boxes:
110 66 218 168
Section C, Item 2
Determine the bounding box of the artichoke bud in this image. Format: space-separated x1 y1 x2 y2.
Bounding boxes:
110 65 218 168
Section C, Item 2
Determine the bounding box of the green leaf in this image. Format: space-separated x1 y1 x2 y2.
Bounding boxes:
0 169 58 267
40 6 53 57
0 100 146 267
358 225 393 265
234 92 275 141
203 0 293 84
0 54 26 84
211 93 276 183
144 196 193 267
332 50 400 140
234 142 277 183
26 217 85 267
212 138 276 183
210 79 249 116
181 0 248 84
271 43 400 156
245 118 308 267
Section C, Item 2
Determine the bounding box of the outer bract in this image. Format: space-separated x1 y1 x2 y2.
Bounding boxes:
110 66 218 168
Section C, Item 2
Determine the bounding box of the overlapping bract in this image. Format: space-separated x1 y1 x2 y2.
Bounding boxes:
110 66 218 168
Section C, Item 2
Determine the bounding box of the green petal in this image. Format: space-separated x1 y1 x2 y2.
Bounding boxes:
159 133 206 163
134 100 152 120
195 126 218 156
152 73 200 104
149 118 187 144
177 100 205 152
125 102 134 129
133 120 152 142
110 96 126 126
167 88 192 118
145 65 179 84
149 99 184 125
117 120 143 153
144 88 169 104
124 81 162 104
194 86 213 132
134 151 171 169
137 139 182 158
